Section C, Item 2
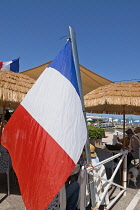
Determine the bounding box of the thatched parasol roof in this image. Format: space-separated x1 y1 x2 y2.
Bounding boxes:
84 82 140 115
0 70 35 110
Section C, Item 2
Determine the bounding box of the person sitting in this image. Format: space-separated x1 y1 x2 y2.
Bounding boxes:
65 164 80 210
90 144 99 165
124 128 140 167
89 143 109 207
125 128 139 150
112 131 123 147
46 165 80 210
134 127 140 139
65 179 80 210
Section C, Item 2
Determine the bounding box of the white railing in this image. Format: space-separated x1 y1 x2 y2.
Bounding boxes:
25 150 128 210
87 149 128 209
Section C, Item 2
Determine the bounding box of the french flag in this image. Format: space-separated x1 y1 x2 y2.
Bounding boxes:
2 41 87 210
0 58 19 72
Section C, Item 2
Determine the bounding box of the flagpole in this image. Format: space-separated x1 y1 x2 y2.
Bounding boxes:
69 26 96 209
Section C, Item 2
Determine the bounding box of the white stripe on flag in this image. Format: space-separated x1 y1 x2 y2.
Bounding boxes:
1 61 12 70
21 67 87 163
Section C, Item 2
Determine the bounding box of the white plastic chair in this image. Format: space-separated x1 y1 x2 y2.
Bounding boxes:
0 152 11 195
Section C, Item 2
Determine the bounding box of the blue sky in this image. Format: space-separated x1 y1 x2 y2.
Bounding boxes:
1 0 140 119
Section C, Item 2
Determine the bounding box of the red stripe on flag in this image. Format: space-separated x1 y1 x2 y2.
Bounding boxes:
0 62 3 69
2 105 75 210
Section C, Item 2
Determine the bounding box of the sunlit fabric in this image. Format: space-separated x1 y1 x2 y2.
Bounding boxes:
2 41 87 210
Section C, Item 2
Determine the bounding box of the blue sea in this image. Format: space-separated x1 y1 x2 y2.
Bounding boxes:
104 119 140 133
117 119 140 125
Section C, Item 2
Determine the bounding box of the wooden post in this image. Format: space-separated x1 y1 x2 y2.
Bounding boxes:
122 151 127 195
123 106 125 149
0 106 5 144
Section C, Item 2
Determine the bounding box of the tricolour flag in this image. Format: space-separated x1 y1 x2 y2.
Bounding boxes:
2 41 87 210
0 58 19 72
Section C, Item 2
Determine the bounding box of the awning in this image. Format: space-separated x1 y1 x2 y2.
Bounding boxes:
20 61 113 95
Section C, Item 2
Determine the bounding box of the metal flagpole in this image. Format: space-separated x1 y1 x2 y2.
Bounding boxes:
69 26 96 209
122 106 127 194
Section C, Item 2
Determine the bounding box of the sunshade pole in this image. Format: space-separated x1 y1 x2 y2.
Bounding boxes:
69 26 96 208
0 106 5 145
123 106 125 149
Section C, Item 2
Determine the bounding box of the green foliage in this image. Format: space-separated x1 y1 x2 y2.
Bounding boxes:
88 126 105 139
98 119 103 122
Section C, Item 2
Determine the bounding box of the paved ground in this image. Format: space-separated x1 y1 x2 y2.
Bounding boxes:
0 173 25 210
0 132 140 210
1 170 140 210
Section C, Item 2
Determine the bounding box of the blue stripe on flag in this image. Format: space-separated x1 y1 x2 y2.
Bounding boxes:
49 41 80 96
10 58 19 73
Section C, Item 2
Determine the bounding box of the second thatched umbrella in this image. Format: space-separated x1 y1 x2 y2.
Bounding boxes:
0 70 35 138
84 82 140 115
84 82 140 147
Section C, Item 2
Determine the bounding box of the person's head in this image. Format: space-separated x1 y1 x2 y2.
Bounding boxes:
126 128 134 137
90 144 97 158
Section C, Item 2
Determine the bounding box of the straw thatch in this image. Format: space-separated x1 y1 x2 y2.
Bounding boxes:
0 70 35 109
84 82 140 115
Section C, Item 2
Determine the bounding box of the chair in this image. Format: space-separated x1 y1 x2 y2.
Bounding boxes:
95 147 121 178
0 152 11 195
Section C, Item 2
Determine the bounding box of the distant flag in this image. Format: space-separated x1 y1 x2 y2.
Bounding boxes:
2 41 87 210
0 58 19 72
